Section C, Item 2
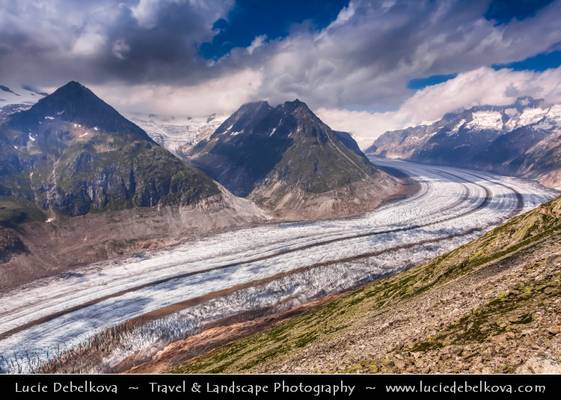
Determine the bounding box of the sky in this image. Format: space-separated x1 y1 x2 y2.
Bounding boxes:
1 0 561 147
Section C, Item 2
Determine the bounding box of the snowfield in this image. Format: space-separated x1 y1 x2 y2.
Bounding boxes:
0 158 557 372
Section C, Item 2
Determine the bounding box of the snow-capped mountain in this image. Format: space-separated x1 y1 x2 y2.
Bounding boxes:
0 84 48 123
0 84 47 107
129 113 226 155
368 97 561 188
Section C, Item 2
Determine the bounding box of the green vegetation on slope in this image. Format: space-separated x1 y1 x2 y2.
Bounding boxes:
173 196 561 373
0 198 45 227
411 270 561 352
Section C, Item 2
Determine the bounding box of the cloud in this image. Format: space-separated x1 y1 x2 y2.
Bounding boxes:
246 35 266 55
92 68 263 117
111 39 130 60
0 0 232 86
241 0 561 111
1 0 561 131
318 66 561 148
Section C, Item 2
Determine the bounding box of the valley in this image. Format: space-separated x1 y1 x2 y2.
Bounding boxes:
0 157 555 372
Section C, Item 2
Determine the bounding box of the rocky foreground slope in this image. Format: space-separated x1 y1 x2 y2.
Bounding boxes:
174 195 561 373
190 100 405 219
369 97 561 189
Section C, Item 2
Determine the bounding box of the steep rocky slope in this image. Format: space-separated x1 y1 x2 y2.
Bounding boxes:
369 97 561 189
0 82 265 290
190 100 405 219
0 81 222 216
174 195 561 373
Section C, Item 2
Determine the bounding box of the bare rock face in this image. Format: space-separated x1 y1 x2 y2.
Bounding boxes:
516 356 561 373
0 82 268 289
190 99 404 218
369 97 561 189
0 81 221 217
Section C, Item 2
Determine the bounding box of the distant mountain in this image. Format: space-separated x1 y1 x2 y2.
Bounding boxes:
190 99 403 218
0 84 47 107
129 112 226 155
369 97 561 188
0 81 221 218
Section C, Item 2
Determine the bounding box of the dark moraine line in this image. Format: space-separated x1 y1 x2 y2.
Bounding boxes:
2 224 490 344
458 170 524 216
0 169 501 341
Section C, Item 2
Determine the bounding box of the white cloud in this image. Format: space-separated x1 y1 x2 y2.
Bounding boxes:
72 32 106 57
246 0 561 111
93 68 263 117
112 39 130 60
246 35 266 55
318 66 561 148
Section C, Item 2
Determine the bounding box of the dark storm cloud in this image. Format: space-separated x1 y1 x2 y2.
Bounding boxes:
93 1 228 83
0 0 232 86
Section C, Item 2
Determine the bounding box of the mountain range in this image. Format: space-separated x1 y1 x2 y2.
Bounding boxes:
0 81 221 217
368 97 561 188
0 82 402 288
129 112 226 156
0 82 265 288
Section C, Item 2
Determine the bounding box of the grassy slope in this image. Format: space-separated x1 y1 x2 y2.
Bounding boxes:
174 196 561 373
0 198 45 226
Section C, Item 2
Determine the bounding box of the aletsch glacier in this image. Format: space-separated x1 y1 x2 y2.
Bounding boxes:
0 158 557 372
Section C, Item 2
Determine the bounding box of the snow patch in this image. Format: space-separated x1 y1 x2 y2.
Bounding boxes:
504 108 518 117
449 119 466 134
465 111 503 130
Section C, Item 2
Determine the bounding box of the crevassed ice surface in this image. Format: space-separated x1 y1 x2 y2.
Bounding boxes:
0 158 557 371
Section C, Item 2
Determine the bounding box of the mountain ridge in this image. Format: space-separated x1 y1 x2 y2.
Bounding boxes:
368 97 561 188
190 99 405 218
0 82 266 289
0 81 223 217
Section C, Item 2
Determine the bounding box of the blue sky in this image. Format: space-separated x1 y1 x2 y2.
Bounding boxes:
410 48 561 91
200 0 349 59
405 0 560 90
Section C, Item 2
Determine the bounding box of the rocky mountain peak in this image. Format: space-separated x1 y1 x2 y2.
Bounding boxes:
7 81 151 141
190 98 390 204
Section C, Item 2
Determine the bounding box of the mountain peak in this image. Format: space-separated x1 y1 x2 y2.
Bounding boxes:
282 98 309 110
46 81 98 102
61 80 84 89
7 81 151 140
